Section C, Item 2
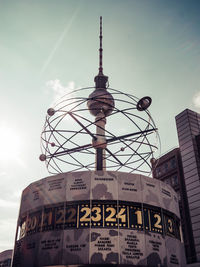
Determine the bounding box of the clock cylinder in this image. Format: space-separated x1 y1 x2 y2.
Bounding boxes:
12 171 186 267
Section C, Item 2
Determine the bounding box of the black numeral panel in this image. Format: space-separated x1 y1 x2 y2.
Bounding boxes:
18 200 181 241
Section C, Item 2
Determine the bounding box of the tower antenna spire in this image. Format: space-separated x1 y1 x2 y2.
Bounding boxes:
99 16 103 74
94 16 108 89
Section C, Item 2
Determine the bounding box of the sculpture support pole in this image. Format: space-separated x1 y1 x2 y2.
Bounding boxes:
94 112 106 170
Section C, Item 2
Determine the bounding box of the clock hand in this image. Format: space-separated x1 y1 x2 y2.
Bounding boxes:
104 128 157 166
106 128 157 144
46 143 93 158
105 147 123 166
68 112 97 140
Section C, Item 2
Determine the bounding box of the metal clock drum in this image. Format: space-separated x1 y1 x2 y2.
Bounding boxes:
12 171 186 267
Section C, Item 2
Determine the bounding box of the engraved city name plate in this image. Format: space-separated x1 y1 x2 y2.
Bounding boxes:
118 172 142 202
37 231 63 266
42 174 66 205
166 236 182 267
13 234 39 267
160 181 177 215
90 229 119 264
20 180 45 215
63 228 90 265
91 171 118 200
12 238 24 267
145 232 166 266
66 171 91 201
141 175 162 207
119 229 146 265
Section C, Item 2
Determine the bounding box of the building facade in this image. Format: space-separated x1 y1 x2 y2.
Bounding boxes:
152 108 200 264
152 148 196 263
176 109 200 263
0 250 12 267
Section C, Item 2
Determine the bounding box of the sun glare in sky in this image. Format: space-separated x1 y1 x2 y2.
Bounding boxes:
0 124 22 161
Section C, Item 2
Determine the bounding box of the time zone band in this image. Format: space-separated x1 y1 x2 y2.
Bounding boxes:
18 200 181 241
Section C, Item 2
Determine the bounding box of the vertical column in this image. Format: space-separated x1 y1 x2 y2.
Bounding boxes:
63 172 91 265
94 113 107 170
89 171 119 264
118 173 146 265
142 176 166 266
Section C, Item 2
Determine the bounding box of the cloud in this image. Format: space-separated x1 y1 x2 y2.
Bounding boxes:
193 91 200 108
46 79 76 104
0 199 19 208
0 219 16 252
0 172 6 177
0 123 25 163
40 3 81 75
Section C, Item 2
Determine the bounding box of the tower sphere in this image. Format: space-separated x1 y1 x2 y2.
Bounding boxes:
87 88 115 117
39 154 46 161
47 108 56 116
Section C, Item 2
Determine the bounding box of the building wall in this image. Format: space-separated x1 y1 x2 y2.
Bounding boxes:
152 148 196 263
176 109 200 263
0 250 12 267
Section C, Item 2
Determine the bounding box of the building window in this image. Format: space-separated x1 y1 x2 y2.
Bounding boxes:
171 175 178 186
165 177 171 185
176 191 181 201
156 167 161 177
170 158 176 169
164 162 168 172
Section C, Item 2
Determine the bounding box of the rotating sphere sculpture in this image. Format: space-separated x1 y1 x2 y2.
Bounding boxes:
40 87 159 174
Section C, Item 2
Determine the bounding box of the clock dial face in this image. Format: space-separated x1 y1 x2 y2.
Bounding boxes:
40 87 159 174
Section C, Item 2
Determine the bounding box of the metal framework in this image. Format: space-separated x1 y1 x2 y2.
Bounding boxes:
40 87 160 175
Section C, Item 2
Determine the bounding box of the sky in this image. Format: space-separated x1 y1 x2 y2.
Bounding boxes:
0 0 200 252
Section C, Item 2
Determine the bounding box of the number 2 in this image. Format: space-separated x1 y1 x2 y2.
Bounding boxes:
56 209 64 224
66 208 76 223
106 207 116 222
80 207 90 222
154 214 162 229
